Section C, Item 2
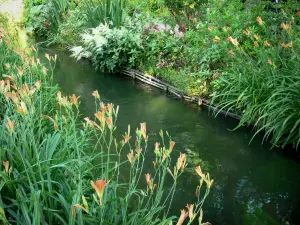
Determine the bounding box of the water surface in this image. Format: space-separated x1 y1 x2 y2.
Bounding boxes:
41 48 300 225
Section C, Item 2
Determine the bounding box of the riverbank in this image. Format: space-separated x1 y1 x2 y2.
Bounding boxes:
24 0 300 150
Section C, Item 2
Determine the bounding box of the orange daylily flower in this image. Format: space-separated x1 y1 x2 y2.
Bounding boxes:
42 67 48 74
169 141 175 152
92 90 100 99
145 173 156 190
140 122 147 139
226 36 239 47
123 134 131 144
5 118 15 134
22 83 30 96
135 148 142 155
100 102 107 112
12 83 17 90
256 16 263 25
281 23 291 30
177 153 187 170
30 45 37 52
94 111 105 124
195 166 204 178
268 59 273 65
30 87 36 95
30 56 35 65
222 26 229 31
107 103 114 115
17 101 28 115
72 204 88 218
207 26 215 31
0 80 5 93
45 53 50 61
264 40 270 47
69 94 80 106
253 34 260 40
127 152 134 164
228 50 234 56
152 161 156 168
105 117 113 129
297 11 300 17
145 173 152 187
176 209 189 225
84 117 101 130
243 28 250 36
5 91 19 105
91 180 109 204
254 41 259 47
281 42 293 48
155 142 160 153
213 36 220 43
2 161 9 173
57 91 71 106
4 63 10 69
186 204 194 220
207 179 214 189
35 80 41 90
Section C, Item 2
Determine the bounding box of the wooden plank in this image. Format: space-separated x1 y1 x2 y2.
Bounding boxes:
123 69 241 120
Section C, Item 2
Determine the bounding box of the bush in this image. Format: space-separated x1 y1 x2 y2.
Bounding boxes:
71 21 143 72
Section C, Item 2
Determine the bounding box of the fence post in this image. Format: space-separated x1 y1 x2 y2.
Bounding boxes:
198 98 203 106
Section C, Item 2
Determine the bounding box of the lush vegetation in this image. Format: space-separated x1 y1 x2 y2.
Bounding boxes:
0 14 213 224
24 0 300 149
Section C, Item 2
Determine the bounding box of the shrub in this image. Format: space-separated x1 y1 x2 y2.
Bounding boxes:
71 22 143 72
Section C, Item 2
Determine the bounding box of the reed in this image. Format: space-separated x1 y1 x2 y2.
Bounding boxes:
81 0 126 28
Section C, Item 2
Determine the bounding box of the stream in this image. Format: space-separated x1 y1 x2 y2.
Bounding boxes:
40 47 300 225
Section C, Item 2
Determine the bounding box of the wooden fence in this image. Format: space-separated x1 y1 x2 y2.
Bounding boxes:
123 69 241 120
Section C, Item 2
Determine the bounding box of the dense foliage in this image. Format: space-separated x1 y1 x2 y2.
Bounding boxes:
0 16 212 225
25 0 300 149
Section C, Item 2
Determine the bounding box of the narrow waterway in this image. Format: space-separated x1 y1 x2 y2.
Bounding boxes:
40 48 300 225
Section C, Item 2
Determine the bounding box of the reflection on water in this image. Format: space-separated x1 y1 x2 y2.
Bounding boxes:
40 48 300 225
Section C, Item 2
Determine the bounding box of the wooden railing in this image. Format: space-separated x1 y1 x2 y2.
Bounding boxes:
123 69 241 120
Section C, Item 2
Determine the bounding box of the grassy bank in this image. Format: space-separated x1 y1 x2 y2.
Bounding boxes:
0 12 212 225
24 0 300 149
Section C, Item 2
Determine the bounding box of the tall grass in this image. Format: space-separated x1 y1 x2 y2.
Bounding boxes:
212 32 300 148
81 0 126 28
0 19 212 224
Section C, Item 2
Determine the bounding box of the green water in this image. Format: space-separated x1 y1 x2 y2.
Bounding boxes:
42 48 300 225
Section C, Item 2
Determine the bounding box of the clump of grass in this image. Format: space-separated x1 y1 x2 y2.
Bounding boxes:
81 0 126 28
211 14 300 149
0 20 212 224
